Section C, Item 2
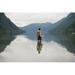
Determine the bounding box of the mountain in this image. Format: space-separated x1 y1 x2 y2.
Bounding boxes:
22 22 53 31
0 13 23 53
0 13 23 34
21 22 53 41
49 13 75 54
53 21 75 53
21 22 53 35
63 21 75 43
50 13 75 34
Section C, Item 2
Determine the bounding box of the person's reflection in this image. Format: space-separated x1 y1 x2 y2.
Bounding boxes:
36 28 43 54
37 40 43 54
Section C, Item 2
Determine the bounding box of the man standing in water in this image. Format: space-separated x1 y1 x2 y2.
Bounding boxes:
37 28 42 43
37 28 43 53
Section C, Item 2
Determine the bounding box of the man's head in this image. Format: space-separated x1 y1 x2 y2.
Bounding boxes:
38 28 41 30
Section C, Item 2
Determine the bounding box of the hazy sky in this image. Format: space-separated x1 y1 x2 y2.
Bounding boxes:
5 13 69 27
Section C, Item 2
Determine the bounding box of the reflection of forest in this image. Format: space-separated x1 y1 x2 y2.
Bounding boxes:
0 30 15 53
51 33 75 54
50 22 75 54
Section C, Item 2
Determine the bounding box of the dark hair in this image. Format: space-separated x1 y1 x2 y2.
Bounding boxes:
38 28 41 30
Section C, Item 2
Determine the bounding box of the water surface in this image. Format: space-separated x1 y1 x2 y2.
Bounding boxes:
0 34 75 62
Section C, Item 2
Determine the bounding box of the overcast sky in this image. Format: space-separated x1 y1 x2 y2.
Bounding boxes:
5 13 69 27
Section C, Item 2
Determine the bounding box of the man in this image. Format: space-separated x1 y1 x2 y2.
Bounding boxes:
37 28 43 43
37 28 43 53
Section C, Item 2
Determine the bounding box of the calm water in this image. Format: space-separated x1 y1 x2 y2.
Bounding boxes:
0 34 75 62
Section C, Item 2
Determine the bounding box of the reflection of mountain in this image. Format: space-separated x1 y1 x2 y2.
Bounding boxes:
50 13 75 54
0 13 22 53
21 22 53 41
0 33 15 53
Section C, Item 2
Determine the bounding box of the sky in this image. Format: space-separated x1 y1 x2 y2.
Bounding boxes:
5 13 69 27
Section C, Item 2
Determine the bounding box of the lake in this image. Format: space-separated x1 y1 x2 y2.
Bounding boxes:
0 33 75 62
